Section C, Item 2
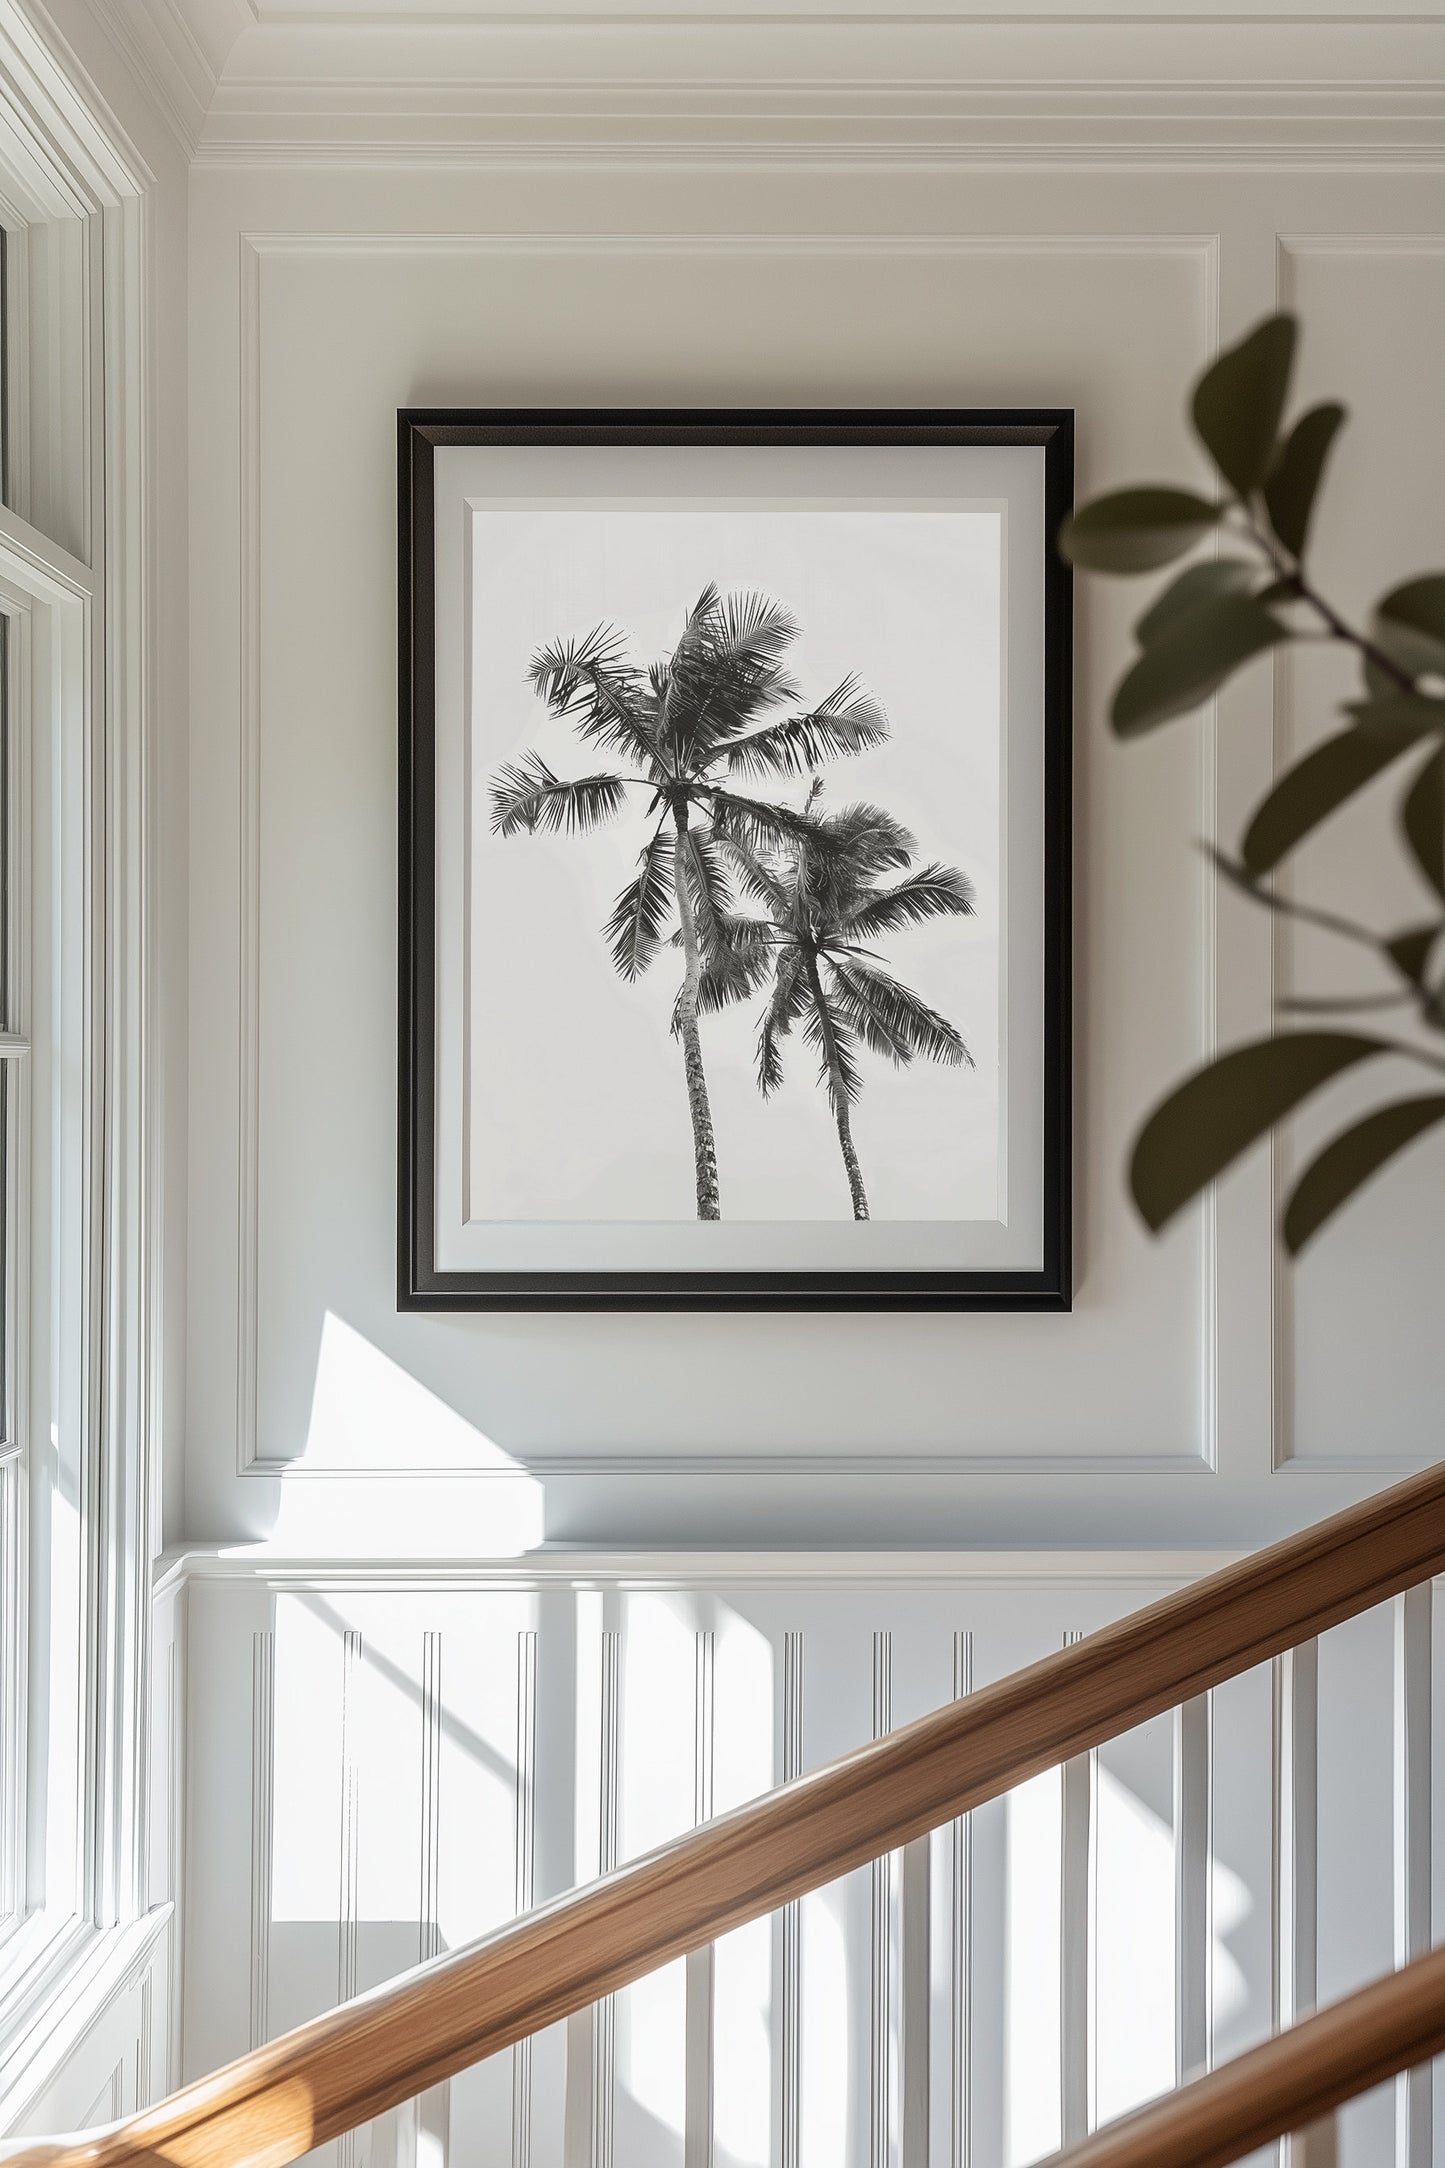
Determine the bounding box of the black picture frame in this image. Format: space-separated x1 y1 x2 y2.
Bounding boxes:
399 409 1073 1311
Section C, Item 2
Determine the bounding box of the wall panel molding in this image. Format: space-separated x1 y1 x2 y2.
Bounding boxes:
247 1629 275 2051
230 225 1219 1491
235 228 262 1484
1268 231 1445 1477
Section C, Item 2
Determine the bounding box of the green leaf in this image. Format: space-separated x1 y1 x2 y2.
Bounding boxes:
1283 1094 1445 1254
1402 746 1445 901
1385 921 1442 986
1344 693 1445 739
1262 401 1346 558
1112 596 1285 738
1363 618 1445 698
1192 315 1298 498
1241 721 1421 876
1129 1029 1386 1232
1378 573 1445 649
1058 488 1220 575
1372 578 1445 690
1134 559 1256 646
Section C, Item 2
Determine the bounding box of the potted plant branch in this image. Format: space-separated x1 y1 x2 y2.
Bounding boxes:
1061 315 1445 1252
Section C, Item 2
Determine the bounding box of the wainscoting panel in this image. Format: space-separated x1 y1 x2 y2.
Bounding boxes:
180 1556 1444 2168
1273 237 1445 1472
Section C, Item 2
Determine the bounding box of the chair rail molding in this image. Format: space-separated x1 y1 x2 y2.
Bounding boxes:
155 1544 1238 1594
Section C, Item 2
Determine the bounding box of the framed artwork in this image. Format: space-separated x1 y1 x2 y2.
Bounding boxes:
398 410 1072 1310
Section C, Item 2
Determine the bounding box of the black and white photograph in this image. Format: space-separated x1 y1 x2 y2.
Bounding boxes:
476 506 997 1226
400 414 1071 1306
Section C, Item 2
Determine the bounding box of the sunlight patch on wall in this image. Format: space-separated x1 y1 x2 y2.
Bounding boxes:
714 1917 772 2168
620 1594 694 2144
1006 1770 1062 2166
623 1957 687 2143
1211 1849 1252 2033
712 1607 774 2168
1094 1763 1174 2125
271 1598 342 1923
273 1311 543 1553
799 1884 849 2168
622 1594 696 1859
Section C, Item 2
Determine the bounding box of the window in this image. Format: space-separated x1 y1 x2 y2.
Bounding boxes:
0 476 98 2013
0 606 22 1950
0 6 159 2082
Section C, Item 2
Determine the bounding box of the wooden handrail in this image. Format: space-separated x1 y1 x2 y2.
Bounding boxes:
1040 1939 1445 2168
12 1460 1445 2168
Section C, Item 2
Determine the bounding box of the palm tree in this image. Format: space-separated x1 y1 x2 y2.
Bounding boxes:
488 588 889 1219
714 783 976 1220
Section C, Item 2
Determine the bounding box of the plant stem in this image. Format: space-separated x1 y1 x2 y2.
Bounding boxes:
1236 509 1417 694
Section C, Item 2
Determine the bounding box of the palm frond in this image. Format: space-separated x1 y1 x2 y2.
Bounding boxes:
704 787 821 858
802 996 864 1112
828 960 974 1070
839 863 977 939
714 828 791 916
711 590 801 669
527 625 660 766
724 676 889 779
527 623 630 707
489 753 630 838
671 921 775 1034
681 826 735 951
664 587 802 763
814 801 917 877
603 823 675 980
683 582 722 634
756 947 808 1096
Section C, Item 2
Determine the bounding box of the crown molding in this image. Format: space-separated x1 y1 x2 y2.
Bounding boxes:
103 0 215 155
49 3 1445 164
187 14 1445 162
91 0 254 157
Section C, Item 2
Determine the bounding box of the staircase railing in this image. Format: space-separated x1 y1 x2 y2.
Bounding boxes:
1040 1938 1445 2168
11 1461 1445 2168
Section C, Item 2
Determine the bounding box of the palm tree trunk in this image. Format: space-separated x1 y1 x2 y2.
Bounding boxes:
831 1098 869 1221
671 806 722 1219
804 953 870 1220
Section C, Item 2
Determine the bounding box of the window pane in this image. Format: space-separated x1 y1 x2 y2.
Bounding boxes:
0 606 15 1940
0 611 9 1425
0 227 9 511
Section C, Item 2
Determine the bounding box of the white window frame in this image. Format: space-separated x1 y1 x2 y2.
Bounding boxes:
0 603 26 1951
0 0 163 2107
0 518 96 2005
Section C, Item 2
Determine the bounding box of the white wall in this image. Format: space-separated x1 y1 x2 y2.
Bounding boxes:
163 17 1445 2164
185 110 1445 1555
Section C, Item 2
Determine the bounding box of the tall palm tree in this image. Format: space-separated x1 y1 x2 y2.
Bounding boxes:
489 588 888 1219
714 783 976 1220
